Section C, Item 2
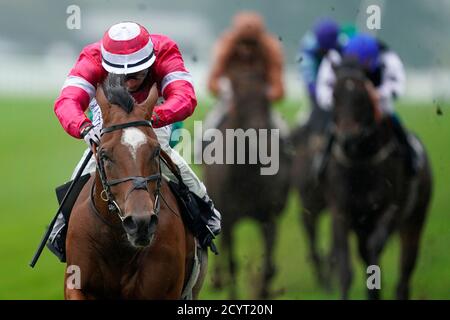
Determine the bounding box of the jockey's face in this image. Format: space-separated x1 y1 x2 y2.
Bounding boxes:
124 69 149 92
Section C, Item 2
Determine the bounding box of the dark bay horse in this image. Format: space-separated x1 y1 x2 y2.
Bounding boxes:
321 62 432 299
64 76 205 299
291 106 331 289
203 40 291 299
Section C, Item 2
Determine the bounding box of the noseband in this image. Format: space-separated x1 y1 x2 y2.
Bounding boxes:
92 120 162 222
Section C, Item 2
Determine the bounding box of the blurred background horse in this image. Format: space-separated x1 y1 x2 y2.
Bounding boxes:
202 12 291 299
317 60 432 299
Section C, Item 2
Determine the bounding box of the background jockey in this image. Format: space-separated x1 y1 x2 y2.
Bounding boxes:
297 18 340 107
296 18 357 130
48 22 221 260
204 11 289 138
315 32 419 177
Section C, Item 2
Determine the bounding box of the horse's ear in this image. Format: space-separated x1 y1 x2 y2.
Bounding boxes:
95 84 110 111
137 84 159 119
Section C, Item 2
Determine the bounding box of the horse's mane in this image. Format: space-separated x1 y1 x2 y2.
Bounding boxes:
103 73 135 113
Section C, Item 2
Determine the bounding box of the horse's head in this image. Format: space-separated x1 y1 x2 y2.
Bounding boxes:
332 57 381 157
95 74 161 247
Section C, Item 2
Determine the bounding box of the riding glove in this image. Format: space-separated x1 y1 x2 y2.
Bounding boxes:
80 123 101 147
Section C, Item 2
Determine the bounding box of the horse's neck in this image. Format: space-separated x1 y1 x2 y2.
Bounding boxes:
227 77 270 128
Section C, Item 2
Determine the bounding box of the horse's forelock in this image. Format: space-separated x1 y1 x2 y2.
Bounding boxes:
333 63 379 126
334 59 367 95
335 56 366 82
103 74 135 114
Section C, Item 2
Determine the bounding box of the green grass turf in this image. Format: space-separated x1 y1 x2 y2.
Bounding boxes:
0 95 448 299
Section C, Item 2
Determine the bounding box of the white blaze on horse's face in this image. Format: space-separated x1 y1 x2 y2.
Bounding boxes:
121 128 147 161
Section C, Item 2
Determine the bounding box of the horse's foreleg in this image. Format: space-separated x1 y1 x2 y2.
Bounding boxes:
212 226 236 298
259 219 277 299
356 233 380 300
368 205 399 262
64 265 92 300
365 205 399 299
224 228 238 300
396 222 424 300
301 207 329 290
211 239 224 291
331 211 352 300
65 289 90 300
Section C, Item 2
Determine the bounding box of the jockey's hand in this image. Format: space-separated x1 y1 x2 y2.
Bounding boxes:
151 111 160 127
200 232 218 255
80 123 101 147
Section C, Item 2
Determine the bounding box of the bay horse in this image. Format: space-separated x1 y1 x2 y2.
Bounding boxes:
64 75 206 299
203 38 291 299
322 60 432 299
290 106 331 290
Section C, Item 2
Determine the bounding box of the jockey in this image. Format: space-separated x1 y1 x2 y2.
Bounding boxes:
204 11 288 137
315 33 419 177
297 18 343 108
48 22 221 260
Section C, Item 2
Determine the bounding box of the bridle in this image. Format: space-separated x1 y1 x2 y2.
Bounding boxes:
332 72 394 167
91 120 162 223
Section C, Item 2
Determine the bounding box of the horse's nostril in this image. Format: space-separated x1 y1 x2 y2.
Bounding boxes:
123 216 138 234
123 215 156 235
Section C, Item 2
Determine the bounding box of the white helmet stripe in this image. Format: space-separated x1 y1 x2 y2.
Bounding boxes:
62 76 95 99
161 71 193 94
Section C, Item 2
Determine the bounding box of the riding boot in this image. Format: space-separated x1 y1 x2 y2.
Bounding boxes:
46 212 67 262
390 114 419 176
314 125 335 182
168 178 221 255
198 194 221 255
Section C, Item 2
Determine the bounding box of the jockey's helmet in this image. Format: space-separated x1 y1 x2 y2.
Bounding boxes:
101 22 155 74
314 18 339 51
232 11 265 40
343 33 380 72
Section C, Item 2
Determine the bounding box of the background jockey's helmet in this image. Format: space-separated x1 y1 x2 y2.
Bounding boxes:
313 17 339 51
101 22 155 74
343 33 380 72
232 11 265 40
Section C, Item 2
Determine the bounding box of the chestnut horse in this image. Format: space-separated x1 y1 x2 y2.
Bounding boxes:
64 76 206 299
204 43 291 299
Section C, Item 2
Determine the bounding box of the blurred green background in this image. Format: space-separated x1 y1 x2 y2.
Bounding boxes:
1 0 449 300
1 97 448 299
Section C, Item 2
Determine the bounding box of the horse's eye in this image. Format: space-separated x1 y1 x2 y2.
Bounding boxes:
151 147 161 161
